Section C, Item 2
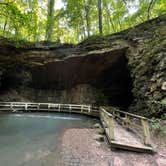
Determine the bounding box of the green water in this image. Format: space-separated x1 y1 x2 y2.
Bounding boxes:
0 112 96 166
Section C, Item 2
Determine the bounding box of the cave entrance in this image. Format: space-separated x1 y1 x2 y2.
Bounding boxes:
32 47 133 109
93 51 133 109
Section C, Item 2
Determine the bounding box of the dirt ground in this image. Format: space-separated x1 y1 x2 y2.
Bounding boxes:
57 128 166 166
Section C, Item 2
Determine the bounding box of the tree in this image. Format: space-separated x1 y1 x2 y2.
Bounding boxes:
103 0 115 33
98 0 103 34
84 0 91 37
147 0 156 20
45 0 55 42
0 0 165 43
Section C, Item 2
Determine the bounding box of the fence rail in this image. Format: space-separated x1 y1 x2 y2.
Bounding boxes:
0 102 99 117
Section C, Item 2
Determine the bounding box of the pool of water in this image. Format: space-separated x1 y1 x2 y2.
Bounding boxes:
0 112 97 166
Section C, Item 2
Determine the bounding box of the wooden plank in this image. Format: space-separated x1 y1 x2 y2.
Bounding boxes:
141 118 151 145
109 116 114 140
110 141 154 153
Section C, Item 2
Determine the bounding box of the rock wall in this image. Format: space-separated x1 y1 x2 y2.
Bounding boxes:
0 84 107 105
126 18 166 116
79 16 166 116
0 39 133 108
0 16 165 116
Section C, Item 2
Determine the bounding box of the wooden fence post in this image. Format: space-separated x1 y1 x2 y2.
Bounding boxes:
141 118 151 146
10 103 13 110
112 110 115 116
58 104 61 112
81 105 83 113
109 116 115 141
69 105 72 113
125 114 130 128
88 106 91 113
25 103 27 111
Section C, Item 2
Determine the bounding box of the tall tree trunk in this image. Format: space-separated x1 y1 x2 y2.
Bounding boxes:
84 0 91 37
80 14 86 39
117 17 122 31
28 0 32 9
103 0 116 33
14 26 20 38
45 0 55 42
98 0 103 34
76 26 80 42
147 0 155 20
3 19 7 36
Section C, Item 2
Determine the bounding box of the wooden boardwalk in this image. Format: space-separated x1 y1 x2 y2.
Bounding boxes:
100 107 154 153
0 102 154 153
107 120 153 153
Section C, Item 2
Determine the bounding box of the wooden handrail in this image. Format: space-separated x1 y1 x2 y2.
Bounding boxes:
100 107 113 117
0 102 99 117
101 106 151 146
102 106 147 120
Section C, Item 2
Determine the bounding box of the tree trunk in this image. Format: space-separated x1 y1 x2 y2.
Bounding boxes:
80 15 86 39
45 0 55 42
28 0 32 9
147 0 155 20
84 0 91 37
103 0 116 33
98 0 103 34
117 17 122 31
3 19 7 36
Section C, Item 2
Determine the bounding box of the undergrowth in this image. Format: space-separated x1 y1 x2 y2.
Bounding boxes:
150 113 166 135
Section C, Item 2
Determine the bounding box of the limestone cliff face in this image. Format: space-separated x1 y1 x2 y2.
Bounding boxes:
78 16 166 116
0 85 107 105
0 40 132 108
0 16 165 116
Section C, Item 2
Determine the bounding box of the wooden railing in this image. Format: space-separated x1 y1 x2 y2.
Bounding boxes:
100 107 115 141
100 107 151 146
0 102 99 117
0 102 152 148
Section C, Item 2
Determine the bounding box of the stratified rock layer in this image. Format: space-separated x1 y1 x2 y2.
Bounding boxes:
0 16 166 116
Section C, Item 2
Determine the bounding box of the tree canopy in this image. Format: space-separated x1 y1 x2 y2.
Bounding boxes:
0 0 165 43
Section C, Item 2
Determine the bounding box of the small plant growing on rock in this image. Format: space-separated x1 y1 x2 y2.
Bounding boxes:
150 114 166 135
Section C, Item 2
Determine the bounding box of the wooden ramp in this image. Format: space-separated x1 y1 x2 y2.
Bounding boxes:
100 107 154 153
106 120 154 153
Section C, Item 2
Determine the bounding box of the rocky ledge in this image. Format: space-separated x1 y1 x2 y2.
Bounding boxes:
0 16 166 117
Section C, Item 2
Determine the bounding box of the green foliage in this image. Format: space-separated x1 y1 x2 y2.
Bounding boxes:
0 0 165 43
150 114 166 135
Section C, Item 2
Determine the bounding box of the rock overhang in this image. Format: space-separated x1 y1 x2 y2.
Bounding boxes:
31 47 129 89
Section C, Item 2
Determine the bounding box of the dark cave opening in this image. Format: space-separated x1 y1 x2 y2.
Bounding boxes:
31 48 134 109
0 48 134 109
93 53 134 109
